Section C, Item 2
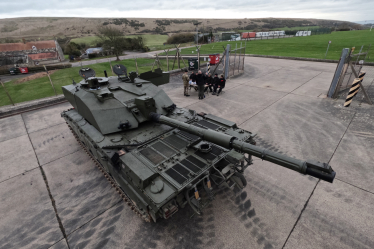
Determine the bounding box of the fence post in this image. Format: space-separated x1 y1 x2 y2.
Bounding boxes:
134 57 139 74
197 46 200 70
0 80 15 106
238 46 241 74
243 46 245 71
164 49 169 71
109 59 114 75
224 44 231 78
324 42 331 59
44 65 57 96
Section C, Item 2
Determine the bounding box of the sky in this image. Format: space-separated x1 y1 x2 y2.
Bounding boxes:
0 0 373 22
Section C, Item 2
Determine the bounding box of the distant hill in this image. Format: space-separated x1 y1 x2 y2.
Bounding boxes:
355 20 374 25
0 17 362 41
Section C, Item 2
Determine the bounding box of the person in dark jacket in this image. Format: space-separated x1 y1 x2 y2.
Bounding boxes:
214 74 226 96
205 73 213 92
195 70 206 99
189 71 198 91
211 74 220 95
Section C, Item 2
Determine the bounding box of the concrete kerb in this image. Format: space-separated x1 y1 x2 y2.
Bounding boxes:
245 54 340 63
0 95 66 119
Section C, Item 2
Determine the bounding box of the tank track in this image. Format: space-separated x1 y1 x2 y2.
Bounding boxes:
68 125 152 222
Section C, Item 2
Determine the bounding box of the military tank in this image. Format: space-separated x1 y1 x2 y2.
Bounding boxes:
61 65 335 222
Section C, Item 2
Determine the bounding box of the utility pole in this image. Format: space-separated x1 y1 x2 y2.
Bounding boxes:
194 22 202 45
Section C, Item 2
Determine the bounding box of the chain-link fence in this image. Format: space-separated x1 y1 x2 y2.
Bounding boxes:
209 45 246 78
227 46 245 78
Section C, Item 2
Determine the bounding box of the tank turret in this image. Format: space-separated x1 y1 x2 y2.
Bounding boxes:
61 65 335 222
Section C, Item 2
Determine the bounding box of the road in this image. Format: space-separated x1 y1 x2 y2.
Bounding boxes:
0 73 36 83
70 45 199 68
0 57 374 249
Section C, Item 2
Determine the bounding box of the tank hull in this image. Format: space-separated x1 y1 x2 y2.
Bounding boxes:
62 107 253 222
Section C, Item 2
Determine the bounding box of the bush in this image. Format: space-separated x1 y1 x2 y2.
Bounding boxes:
155 20 171 26
64 42 81 57
153 26 166 34
166 33 195 44
123 36 147 50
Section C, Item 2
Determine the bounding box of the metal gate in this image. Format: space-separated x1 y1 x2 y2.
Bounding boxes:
328 44 373 105
210 44 246 78
227 45 245 78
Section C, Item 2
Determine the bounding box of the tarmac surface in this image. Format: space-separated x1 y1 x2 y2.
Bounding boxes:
70 51 154 68
1 57 374 249
0 73 36 83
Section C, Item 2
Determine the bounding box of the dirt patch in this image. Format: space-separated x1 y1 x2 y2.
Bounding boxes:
13 70 59 84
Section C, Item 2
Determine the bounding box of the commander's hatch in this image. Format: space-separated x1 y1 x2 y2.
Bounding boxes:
113 64 129 81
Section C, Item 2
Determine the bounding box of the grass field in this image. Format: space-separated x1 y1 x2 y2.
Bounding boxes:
0 58 169 107
163 30 374 62
70 36 100 46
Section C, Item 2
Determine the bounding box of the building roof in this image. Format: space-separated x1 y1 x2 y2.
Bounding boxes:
28 52 58 60
0 40 56 52
85 47 103 54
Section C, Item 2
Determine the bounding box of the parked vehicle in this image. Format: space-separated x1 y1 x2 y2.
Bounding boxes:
9 65 28 75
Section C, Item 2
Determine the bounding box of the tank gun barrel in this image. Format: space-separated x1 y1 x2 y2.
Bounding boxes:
150 113 335 183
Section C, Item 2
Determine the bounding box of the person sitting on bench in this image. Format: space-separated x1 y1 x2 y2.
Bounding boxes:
189 71 198 91
212 74 219 95
213 74 226 96
205 73 213 93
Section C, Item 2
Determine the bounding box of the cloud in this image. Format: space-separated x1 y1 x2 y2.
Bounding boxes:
0 0 373 21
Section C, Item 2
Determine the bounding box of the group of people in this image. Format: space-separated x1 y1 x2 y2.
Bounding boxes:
182 70 226 99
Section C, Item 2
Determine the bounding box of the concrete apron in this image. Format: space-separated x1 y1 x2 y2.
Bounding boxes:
0 57 373 249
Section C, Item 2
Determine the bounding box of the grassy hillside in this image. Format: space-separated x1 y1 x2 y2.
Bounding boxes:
0 17 360 40
71 34 169 48
70 34 193 51
166 30 373 62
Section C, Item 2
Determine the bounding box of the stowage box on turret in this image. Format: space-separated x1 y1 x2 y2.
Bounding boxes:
61 65 336 222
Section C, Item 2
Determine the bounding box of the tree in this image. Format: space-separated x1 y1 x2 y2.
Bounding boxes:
97 26 126 61
64 42 81 57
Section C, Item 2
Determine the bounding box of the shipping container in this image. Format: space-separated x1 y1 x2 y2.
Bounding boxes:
242 32 256 39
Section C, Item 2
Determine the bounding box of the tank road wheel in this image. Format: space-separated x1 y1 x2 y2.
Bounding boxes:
231 172 247 189
234 172 247 187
